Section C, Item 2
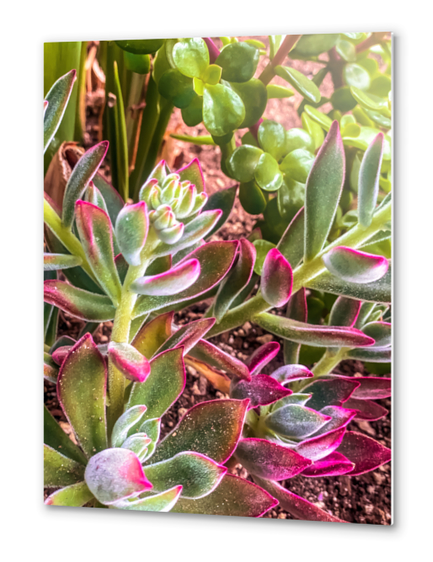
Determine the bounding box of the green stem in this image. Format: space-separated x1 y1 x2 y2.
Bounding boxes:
107 229 159 434
207 200 391 338
43 198 98 283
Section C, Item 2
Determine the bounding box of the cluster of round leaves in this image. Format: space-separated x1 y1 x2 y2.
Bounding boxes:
153 38 269 143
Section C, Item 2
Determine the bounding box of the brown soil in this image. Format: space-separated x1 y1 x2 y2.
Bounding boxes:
45 37 391 523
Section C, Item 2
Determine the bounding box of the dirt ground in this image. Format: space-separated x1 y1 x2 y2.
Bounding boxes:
45 36 391 524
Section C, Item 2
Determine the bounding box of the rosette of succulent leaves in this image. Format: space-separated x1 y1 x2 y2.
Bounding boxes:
43 68 391 520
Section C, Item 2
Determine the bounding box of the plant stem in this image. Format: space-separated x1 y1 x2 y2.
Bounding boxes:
43 198 98 283
141 99 174 182
203 38 220 63
356 32 388 54
107 229 159 434
207 200 391 338
259 35 302 86
291 347 348 393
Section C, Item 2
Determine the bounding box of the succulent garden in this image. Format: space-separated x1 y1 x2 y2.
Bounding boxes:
44 33 392 523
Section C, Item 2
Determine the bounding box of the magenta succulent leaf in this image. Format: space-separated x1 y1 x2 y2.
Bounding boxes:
265 404 332 439
301 452 354 477
323 246 389 284
57 334 107 458
108 342 151 383
131 259 201 296
343 398 389 421
246 341 280 376
214 238 256 322
295 427 347 462
253 477 346 523
329 296 362 327
337 431 391 475
362 321 391 347
145 451 227 499
133 241 237 317
188 339 251 381
114 202 149 266
302 378 361 411
131 311 174 359
347 346 391 362
253 312 375 348
75 200 122 305
44 280 116 322
235 438 312 480
177 158 205 193
156 318 215 356
270 364 314 384
149 399 249 465
261 248 293 308
230 374 292 409
127 348 186 422
84 448 153 505
312 406 358 436
172 473 278 517
51 345 72 365
329 375 391 400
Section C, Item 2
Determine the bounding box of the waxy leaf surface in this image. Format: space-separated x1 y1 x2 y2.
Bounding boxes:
265 405 331 439
246 342 280 376
358 133 384 227
157 318 215 356
44 70 76 152
261 248 293 308
337 431 391 475
113 486 182 512
132 312 173 359
108 343 151 383
44 445 85 487
45 481 93 506
115 202 149 266
230 375 292 409
132 259 200 297
323 246 389 284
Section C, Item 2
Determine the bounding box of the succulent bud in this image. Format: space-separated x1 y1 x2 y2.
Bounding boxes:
157 222 184 244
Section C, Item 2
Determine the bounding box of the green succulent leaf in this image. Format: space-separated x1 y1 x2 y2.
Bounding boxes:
44 253 82 271
275 66 321 104
277 207 305 267
44 406 87 465
44 70 76 153
172 38 209 78
254 153 283 191
111 405 148 448
216 42 259 82
57 334 107 458
358 133 384 228
115 39 164 55
266 84 294 99
239 180 267 214
45 481 93 506
280 148 315 184
44 445 85 487
265 404 331 439
149 399 248 465
323 246 389 284
344 63 371 90
115 202 149 266
131 312 173 359
62 142 109 230
304 121 345 262
229 145 263 183
112 486 182 512
145 452 226 499
231 79 268 128
291 34 339 57
203 84 245 137
158 69 195 108
203 185 237 239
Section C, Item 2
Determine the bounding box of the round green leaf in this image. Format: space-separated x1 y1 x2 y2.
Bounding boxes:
336 39 356 62
331 86 357 112
203 84 245 136
275 66 321 104
158 69 195 108
254 153 283 191
239 181 267 214
181 94 203 126
115 39 164 55
228 144 263 182
369 75 392 97
216 42 259 83
280 148 315 183
172 38 209 78
290 34 339 57
123 52 150 74
284 128 315 155
257 120 286 161
231 79 267 128
344 64 371 91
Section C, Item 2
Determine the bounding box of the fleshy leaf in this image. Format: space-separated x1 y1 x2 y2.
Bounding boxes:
187 339 251 381
304 121 345 262
145 452 226 499
44 352 59 383
230 375 292 409
115 202 149 266
44 280 116 322
62 142 109 229
344 398 388 421
133 241 237 317
265 405 331 439
108 342 151 383
121 433 152 461
44 253 82 271
253 312 375 347
131 259 200 296
44 70 76 152
214 239 256 322
277 207 305 268
323 246 389 284
57 334 107 458
271 364 314 384
177 158 205 193
127 348 186 422
358 132 384 228
138 417 161 461
301 452 354 477
173 38 209 79
112 486 182 512
330 375 391 400
45 481 93 506
203 83 245 137
362 321 391 347
84 448 152 505
347 346 391 362
253 477 346 523
329 296 361 327
284 288 307 364
202 185 237 238
75 201 122 305
303 378 360 411
295 427 347 461
172 473 277 517
313 405 357 436
337 431 391 475
235 438 312 480
274 65 321 104
44 445 85 487
131 312 173 359
306 261 391 303
246 342 280 376
149 399 248 465
261 248 293 308
156 318 215 356
111 405 148 448
44 406 87 465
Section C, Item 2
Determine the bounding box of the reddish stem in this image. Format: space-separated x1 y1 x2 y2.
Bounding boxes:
356 32 388 53
259 34 302 85
203 37 220 64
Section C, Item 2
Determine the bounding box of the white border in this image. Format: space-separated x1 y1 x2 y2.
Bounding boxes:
1 1 431 560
